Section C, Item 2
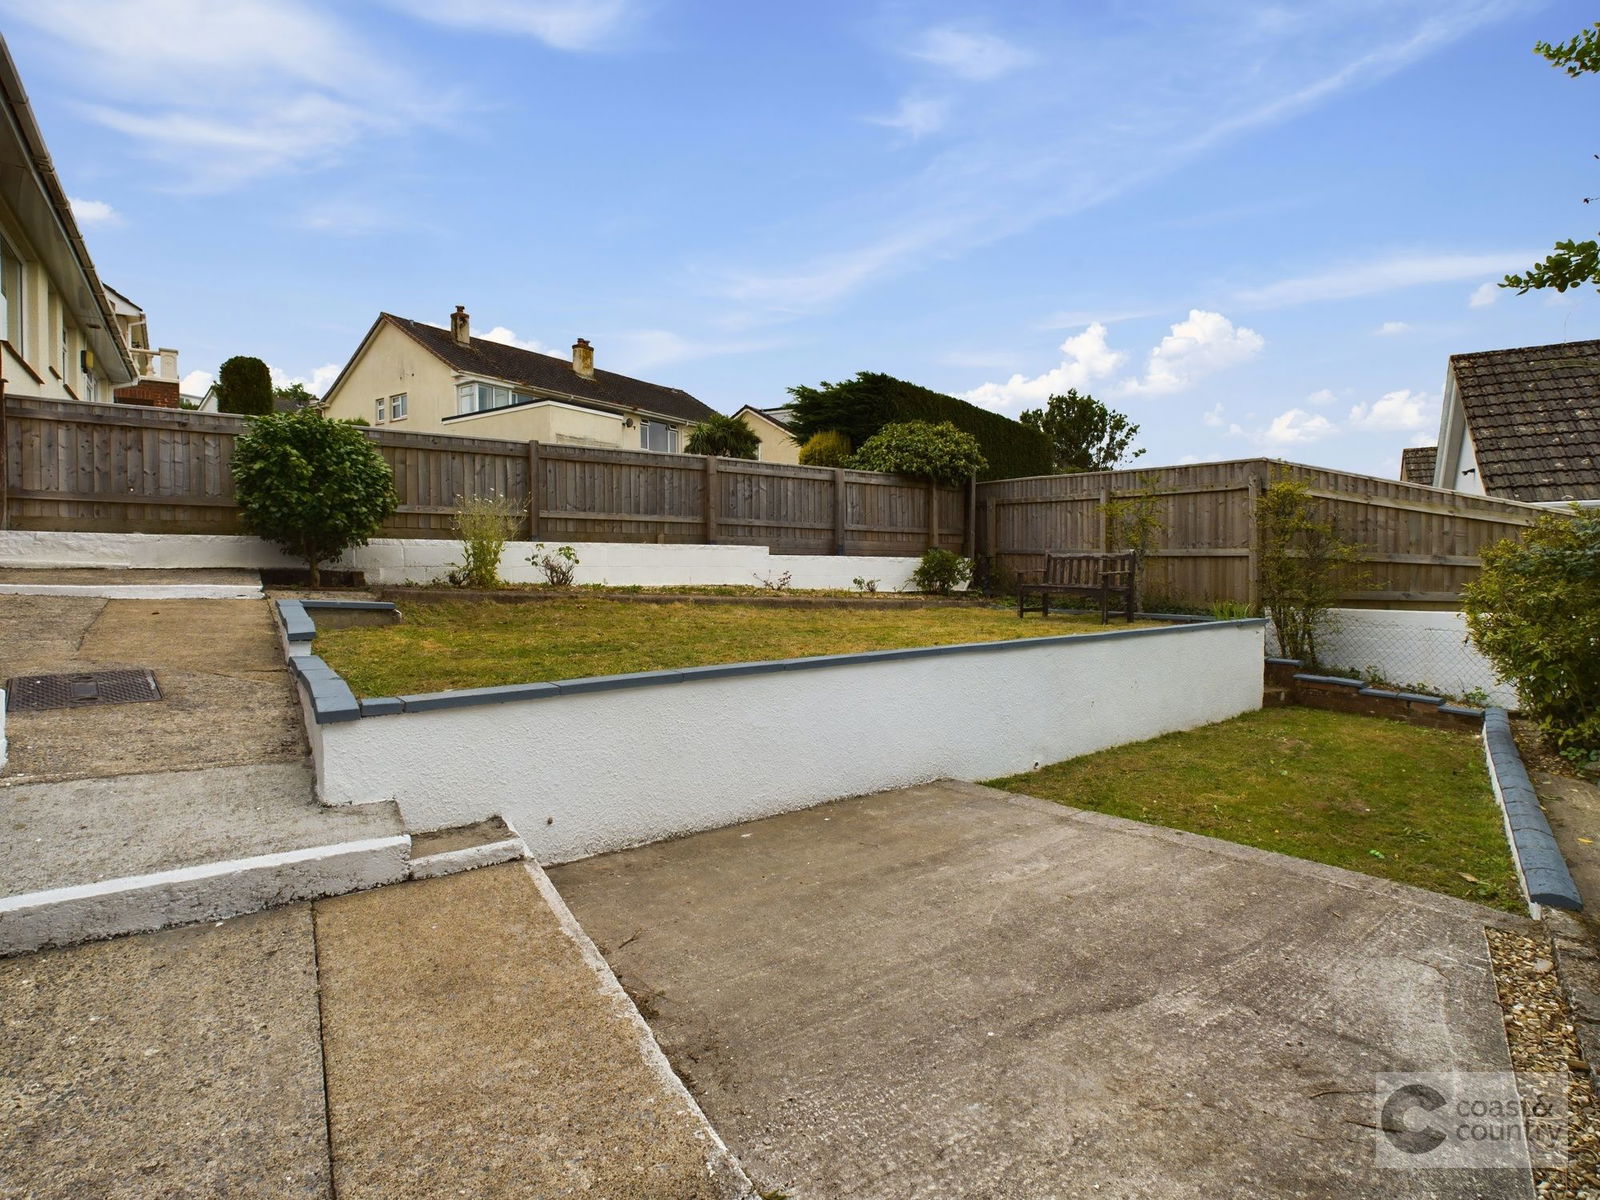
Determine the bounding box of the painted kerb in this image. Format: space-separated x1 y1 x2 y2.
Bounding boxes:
297 616 1267 864
1482 707 1582 913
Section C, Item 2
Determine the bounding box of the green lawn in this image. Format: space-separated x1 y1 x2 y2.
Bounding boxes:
315 598 1153 697
988 706 1521 912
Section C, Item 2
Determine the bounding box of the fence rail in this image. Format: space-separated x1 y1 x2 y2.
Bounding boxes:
0 396 970 556
976 458 1546 609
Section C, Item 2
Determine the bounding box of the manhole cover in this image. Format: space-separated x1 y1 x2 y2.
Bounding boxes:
5 669 162 712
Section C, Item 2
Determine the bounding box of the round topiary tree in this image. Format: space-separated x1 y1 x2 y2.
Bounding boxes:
231 408 397 586
685 412 760 459
798 430 852 468
214 355 274 416
849 420 985 486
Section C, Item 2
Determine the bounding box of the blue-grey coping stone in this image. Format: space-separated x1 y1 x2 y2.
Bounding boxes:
301 600 397 613
1483 707 1582 912
1439 703 1485 719
1265 656 1302 667
553 669 686 696
675 660 792 682
1395 692 1445 706
1357 687 1403 700
400 682 564 712
359 697 405 717
276 599 316 643
1292 674 1363 689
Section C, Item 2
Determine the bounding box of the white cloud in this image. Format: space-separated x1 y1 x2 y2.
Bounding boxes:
1260 408 1335 446
379 0 632 50
1347 388 1434 432
905 27 1032 81
1121 310 1264 395
270 362 341 394
1235 251 1537 309
0 0 443 189
69 197 120 227
479 326 547 353
1469 281 1500 308
1176 454 1202 465
180 369 213 396
867 94 950 140
964 322 1125 412
1305 388 1337 406
1202 402 1225 427
608 330 784 372
1374 320 1410 336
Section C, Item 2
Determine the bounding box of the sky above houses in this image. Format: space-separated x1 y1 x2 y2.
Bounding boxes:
3 0 1597 478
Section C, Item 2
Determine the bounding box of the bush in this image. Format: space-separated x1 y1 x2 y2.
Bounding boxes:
849 421 985 486
1463 508 1600 761
912 548 973 595
685 413 760 459
451 493 521 588
530 543 580 586
231 409 396 586
215 355 274 416
798 430 852 468
785 371 1052 480
1256 476 1361 667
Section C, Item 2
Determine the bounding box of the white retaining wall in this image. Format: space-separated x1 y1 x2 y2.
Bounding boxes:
0 530 926 591
1272 607 1513 707
309 621 1266 864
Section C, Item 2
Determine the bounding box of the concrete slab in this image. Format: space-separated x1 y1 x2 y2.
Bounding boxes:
0 906 330 1199
550 780 1532 1200
314 862 753 1199
1535 770 1600 914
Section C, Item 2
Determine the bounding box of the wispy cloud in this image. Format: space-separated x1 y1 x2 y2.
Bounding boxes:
1469 281 1501 308
1234 251 1538 308
377 0 634 51
721 3 1518 317
479 326 548 353
1 0 448 190
904 27 1033 81
1374 320 1411 336
68 197 120 227
866 94 950 140
608 330 786 373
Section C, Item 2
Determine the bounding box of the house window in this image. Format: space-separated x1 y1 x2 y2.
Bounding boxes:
375 397 386 423
640 420 678 453
456 381 533 414
389 393 407 421
0 237 21 348
58 315 67 376
83 368 98 404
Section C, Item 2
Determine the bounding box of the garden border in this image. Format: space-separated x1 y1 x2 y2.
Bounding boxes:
1482 707 1583 913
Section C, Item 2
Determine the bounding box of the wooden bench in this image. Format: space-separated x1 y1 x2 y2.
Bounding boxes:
1017 551 1138 624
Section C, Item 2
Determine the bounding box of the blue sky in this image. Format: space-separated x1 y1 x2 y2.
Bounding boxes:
4 0 1597 477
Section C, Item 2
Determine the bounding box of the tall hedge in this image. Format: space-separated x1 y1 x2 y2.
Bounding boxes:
785 371 1052 481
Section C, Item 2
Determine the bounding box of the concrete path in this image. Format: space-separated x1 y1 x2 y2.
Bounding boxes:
550 780 1532 1200
0 863 754 1199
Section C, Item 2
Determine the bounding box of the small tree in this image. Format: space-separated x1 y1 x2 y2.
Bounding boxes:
798 430 852 468
273 381 319 411
1255 477 1360 667
685 412 760 459
1463 508 1600 761
231 409 396 586
1100 482 1165 595
1019 389 1144 473
850 421 985 486
215 356 274 416
451 493 520 589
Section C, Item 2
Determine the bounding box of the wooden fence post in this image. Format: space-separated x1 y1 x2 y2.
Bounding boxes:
927 480 940 551
1098 486 1110 551
704 454 718 544
963 475 976 558
526 439 540 540
833 467 848 555
1246 473 1261 611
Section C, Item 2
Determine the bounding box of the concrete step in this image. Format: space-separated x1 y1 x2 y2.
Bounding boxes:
407 815 529 880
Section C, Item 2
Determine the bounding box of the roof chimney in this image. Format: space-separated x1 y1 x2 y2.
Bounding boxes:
572 337 594 379
450 305 471 347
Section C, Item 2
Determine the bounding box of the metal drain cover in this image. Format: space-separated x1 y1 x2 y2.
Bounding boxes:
5 669 162 712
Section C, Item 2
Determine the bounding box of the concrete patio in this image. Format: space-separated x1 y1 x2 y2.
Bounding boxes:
551 779 1535 1199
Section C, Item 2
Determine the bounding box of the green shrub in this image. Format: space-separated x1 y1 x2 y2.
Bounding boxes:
215 355 274 416
849 421 985 486
231 409 396 586
785 372 1052 480
1463 508 1600 760
530 543 580 586
451 493 521 588
685 413 760 459
1207 599 1254 620
912 548 973 595
798 430 852 468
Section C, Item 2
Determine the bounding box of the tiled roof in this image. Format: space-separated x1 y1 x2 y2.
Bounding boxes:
1400 445 1436 486
1450 339 1600 502
384 314 718 427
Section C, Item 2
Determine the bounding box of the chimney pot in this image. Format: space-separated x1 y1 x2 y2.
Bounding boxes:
450 305 471 347
572 337 594 379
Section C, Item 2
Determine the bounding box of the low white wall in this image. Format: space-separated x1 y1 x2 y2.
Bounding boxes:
1272 608 1513 706
0 530 926 591
310 621 1266 864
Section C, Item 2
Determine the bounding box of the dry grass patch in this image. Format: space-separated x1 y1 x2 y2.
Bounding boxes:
316 598 1154 696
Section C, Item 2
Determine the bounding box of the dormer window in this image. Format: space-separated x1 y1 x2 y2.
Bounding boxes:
456 381 535 413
